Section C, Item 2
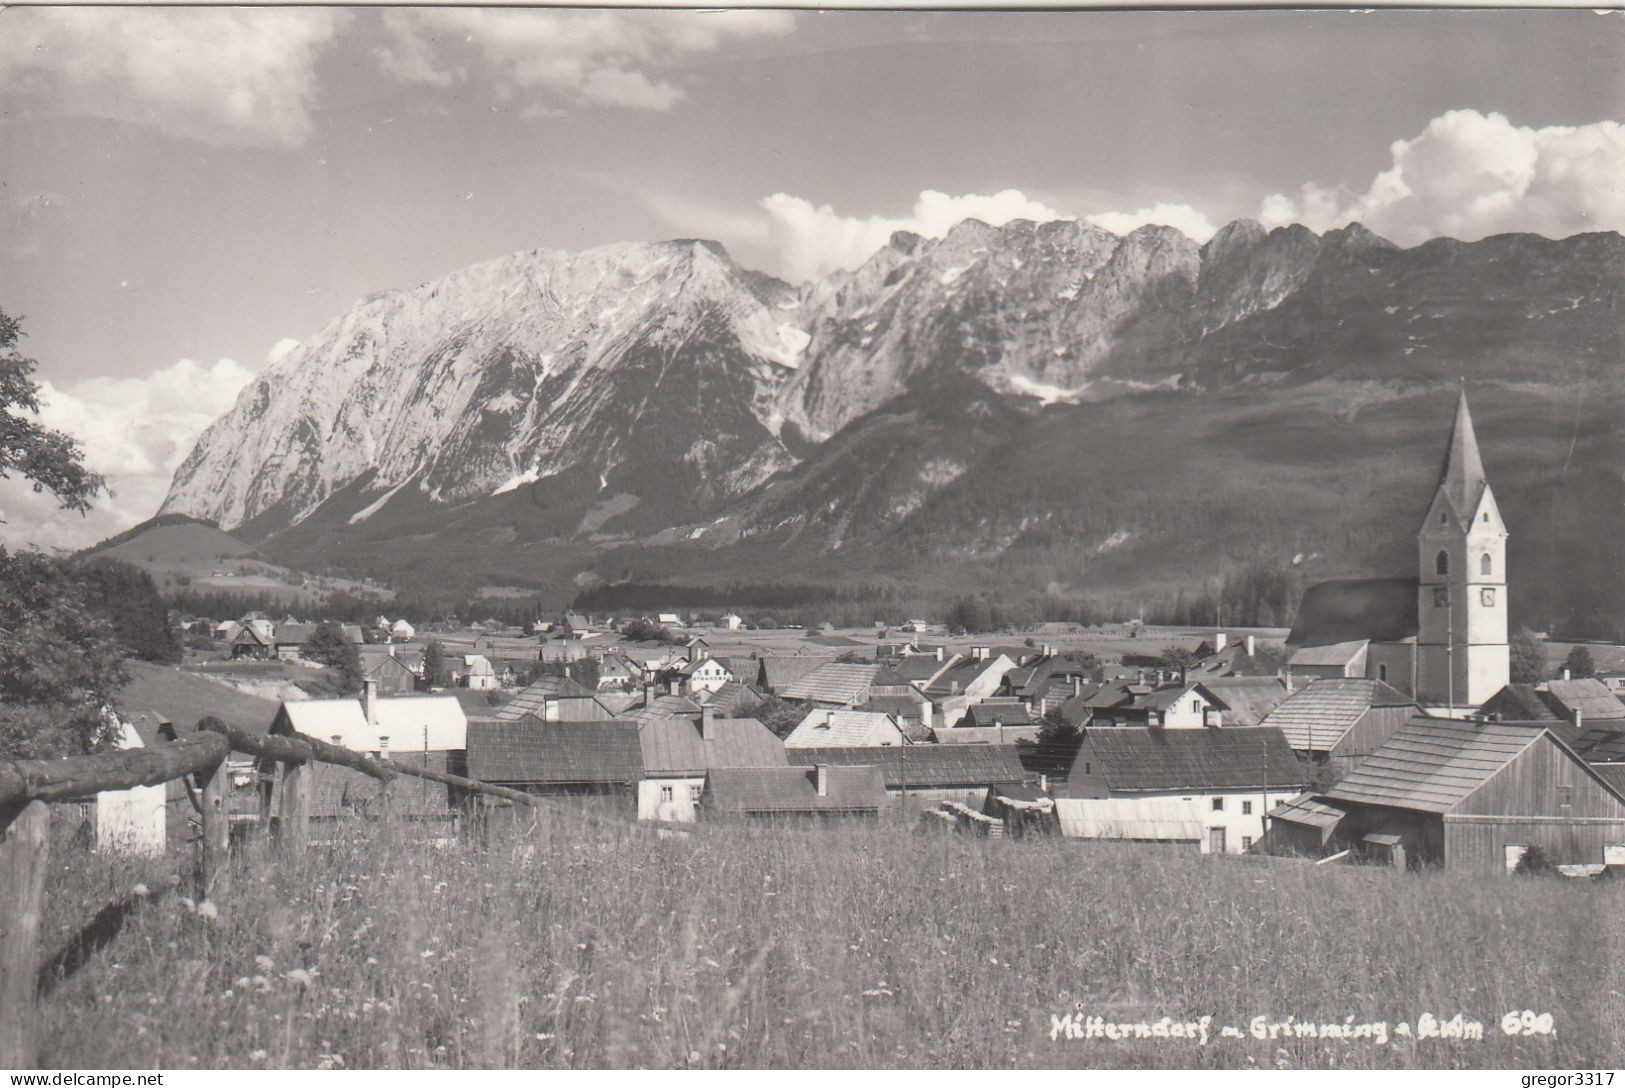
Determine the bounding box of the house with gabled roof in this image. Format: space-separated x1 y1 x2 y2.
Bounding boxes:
1198 676 1289 727
466 718 643 806
784 708 907 748
925 652 1016 726
1270 716 1625 871
637 708 786 823
230 618 275 659
1260 677 1419 775
1287 640 1370 686
1063 727 1307 854
786 744 1034 813
361 649 419 695
757 655 837 694
272 685 468 757
1085 679 1234 729
695 679 765 718
778 662 881 707
704 765 885 820
668 655 733 696
496 675 615 722
595 653 639 691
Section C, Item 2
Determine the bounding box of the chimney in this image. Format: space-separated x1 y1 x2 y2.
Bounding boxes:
936 646 945 661
1573 707 1583 732
1562 667 1572 681
1246 635 1256 657
387 644 396 658
700 705 714 739
689 642 701 663
362 678 378 725
668 679 681 696
815 764 830 797
644 682 657 706
1073 676 1082 697
1215 632 1228 653
950 680 960 695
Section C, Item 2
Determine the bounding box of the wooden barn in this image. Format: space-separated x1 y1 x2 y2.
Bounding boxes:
1270 716 1625 872
786 744 1035 815
703 765 885 822
465 719 643 811
1260 678 1420 776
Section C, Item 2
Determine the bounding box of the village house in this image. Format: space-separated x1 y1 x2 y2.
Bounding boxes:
924 651 1016 726
271 681 468 757
229 618 275 659
1061 727 1306 854
857 689 934 733
695 680 765 718
756 655 837 694
594 653 639 691
466 719 643 818
458 654 500 691
94 717 170 855
1287 640 1371 687
361 648 419 695
784 708 908 748
390 618 416 642
1260 678 1420 776
636 708 787 823
703 765 886 821
778 662 883 707
1265 716 1625 871
720 612 744 631
786 745 1035 814
1198 676 1290 727
657 612 685 627
961 698 1034 728
495 675 616 722
1084 678 1234 729
666 655 733 696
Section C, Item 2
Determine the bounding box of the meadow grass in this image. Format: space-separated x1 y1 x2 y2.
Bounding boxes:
33 807 1625 1070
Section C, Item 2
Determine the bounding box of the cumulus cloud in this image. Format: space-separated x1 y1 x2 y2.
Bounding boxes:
0 357 255 551
1086 203 1219 242
1259 109 1625 245
376 9 795 113
751 189 1070 283
0 7 344 146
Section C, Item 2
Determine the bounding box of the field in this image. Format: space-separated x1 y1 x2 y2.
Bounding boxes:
33 808 1625 1070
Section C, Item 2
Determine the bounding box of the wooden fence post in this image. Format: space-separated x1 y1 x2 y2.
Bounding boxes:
280 762 310 853
200 760 231 902
0 801 51 1069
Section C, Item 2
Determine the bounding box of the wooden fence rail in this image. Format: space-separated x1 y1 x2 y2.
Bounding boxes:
0 714 538 1067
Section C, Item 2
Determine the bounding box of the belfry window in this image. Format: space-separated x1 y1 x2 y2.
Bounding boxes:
1480 553 1492 576
1435 551 1449 576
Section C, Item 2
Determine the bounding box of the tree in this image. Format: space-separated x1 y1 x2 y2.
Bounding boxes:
74 558 182 664
1159 645 1197 670
422 639 449 686
1562 646 1596 680
304 622 363 694
0 549 127 758
621 618 672 643
753 694 805 739
1 308 105 515
1509 629 1545 684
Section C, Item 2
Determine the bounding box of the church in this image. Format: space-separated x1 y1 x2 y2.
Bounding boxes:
1286 390 1510 712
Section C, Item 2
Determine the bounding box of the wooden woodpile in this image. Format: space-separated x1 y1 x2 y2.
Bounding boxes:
0 717 537 1068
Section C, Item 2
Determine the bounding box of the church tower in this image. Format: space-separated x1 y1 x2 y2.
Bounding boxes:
1415 389 1508 708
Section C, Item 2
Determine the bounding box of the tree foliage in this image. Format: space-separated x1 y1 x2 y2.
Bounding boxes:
620 618 674 643
1562 646 1596 680
422 639 450 686
304 621 363 694
1509 629 1546 684
1 308 106 515
74 558 182 664
0 548 127 758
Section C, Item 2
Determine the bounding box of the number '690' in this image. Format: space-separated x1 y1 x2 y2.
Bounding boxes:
1501 1010 1555 1036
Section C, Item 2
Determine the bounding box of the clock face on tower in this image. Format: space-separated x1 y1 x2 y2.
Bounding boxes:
1481 588 1496 607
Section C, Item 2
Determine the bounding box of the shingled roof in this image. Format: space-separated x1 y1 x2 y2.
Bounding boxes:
784 709 904 748
1322 716 1547 814
1072 727 1306 793
1287 578 1418 647
706 766 886 813
1574 727 1625 763
778 662 880 705
1261 678 1417 752
638 716 787 776
1434 388 1489 527
786 745 1033 789
466 719 643 785
1200 677 1289 726
1543 679 1625 723
496 675 597 720
758 655 836 693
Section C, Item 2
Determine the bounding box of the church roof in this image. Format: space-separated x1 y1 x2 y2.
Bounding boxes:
1435 388 1489 525
1287 577 1418 647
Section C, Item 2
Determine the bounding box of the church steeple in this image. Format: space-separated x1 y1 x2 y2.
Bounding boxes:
1433 386 1488 528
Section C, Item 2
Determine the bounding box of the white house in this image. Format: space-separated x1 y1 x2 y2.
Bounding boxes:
460 653 500 691
721 612 744 631
390 618 416 641
1063 727 1307 854
657 613 685 627
272 681 468 757
95 719 166 855
783 709 907 748
677 656 734 696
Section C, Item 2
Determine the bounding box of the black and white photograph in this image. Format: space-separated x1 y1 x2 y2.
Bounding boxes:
1 2 1622 1074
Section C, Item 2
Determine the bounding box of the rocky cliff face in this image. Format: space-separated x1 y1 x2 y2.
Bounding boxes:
163 218 1623 551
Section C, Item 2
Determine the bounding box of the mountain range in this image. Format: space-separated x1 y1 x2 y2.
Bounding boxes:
158 217 1625 636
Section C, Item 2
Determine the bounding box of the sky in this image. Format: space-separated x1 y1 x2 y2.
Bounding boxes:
1 7 1622 550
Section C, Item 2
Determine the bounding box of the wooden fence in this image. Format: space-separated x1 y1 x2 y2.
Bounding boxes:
0 718 536 1069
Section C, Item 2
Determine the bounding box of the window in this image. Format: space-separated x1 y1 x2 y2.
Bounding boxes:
1435 550 1450 576
1558 785 1573 809
378 736 389 753
689 784 704 804
1377 664 1389 682
1439 511 1447 526
1241 836 1253 851
332 735 342 744
1242 800 1253 815
1191 699 1201 714
1212 797 1224 812
1481 553 1493 576
1482 512 1489 523
659 785 674 803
